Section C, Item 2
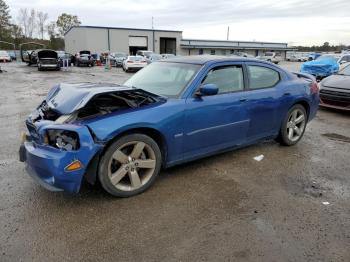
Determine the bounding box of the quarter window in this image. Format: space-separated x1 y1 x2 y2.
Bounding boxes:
202 65 244 94
210 50 216 55
248 65 280 89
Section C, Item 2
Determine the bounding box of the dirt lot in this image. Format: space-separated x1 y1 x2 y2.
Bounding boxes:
0 61 349 262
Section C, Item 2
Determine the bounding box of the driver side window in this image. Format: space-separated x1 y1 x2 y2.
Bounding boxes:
202 65 244 94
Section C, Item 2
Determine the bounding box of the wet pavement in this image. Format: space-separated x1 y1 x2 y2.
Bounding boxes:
0 62 349 262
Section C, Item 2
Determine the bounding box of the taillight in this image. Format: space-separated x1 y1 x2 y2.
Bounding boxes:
310 82 319 94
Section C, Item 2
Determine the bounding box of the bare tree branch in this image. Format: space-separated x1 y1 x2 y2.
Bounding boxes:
37 11 48 39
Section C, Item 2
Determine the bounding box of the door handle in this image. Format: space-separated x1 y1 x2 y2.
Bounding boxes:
239 98 247 102
283 92 291 96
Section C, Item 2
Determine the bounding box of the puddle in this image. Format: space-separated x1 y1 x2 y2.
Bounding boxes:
322 133 350 143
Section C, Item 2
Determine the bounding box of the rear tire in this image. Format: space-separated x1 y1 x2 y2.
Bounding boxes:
277 104 307 146
98 134 162 197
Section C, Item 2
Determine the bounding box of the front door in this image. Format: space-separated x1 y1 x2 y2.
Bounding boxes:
183 63 250 159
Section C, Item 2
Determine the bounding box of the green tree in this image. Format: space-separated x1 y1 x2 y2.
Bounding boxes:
56 13 81 36
0 0 11 40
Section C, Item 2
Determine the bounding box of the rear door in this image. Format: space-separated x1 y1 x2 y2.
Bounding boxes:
243 62 287 141
183 63 250 159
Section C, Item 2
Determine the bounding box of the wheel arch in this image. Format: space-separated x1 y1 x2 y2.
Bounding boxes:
84 127 168 185
292 99 310 120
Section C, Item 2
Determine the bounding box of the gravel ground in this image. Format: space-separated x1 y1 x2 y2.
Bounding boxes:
0 61 349 262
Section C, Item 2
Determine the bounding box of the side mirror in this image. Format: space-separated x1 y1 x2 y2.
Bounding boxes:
196 84 219 97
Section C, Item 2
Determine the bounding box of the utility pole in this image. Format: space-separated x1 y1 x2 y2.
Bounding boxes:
227 26 230 40
152 17 155 52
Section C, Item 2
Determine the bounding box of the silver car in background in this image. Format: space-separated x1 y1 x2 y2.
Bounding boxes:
257 52 282 64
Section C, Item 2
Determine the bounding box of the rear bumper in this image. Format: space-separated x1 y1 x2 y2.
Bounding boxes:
40 64 59 68
126 64 147 70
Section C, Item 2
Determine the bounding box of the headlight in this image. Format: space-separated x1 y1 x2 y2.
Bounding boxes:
46 130 80 151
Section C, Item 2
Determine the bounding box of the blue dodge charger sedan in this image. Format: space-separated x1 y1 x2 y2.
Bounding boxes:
19 56 319 197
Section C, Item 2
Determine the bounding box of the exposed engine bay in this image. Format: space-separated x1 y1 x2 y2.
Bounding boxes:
29 89 161 124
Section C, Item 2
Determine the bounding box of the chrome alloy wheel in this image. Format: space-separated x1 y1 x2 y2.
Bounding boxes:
286 108 306 142
107 141 156 191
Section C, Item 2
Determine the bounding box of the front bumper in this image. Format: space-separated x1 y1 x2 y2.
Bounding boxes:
19 124 102 193
319 89 350 111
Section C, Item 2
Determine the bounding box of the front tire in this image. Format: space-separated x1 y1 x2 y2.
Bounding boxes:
278 104 307 146
98 134 162 197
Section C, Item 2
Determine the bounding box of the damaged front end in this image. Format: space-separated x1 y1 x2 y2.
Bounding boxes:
20 82 163 193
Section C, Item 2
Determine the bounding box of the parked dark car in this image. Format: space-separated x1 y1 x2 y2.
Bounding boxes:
75 50 94 67
112 52 128 67
319 63 350 111
31 49 60 71
19 56 319 197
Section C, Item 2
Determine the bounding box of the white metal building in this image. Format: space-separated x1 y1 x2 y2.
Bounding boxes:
65 26 292 58
65 26 182 55
180 39 292 59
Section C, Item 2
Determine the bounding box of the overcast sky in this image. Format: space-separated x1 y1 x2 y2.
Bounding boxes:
7 0 350 46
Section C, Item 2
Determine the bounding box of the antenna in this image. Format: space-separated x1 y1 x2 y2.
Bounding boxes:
227 26 229 40
152 16 154 30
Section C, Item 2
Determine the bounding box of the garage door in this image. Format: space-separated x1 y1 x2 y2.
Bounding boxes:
129 36 147 47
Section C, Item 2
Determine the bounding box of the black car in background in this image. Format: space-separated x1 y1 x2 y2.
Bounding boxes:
30 49 60 71
75 50 95 67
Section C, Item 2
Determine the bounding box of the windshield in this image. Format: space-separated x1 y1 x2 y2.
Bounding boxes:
264 52 274 56
124 62 201 97
338 64 350 76
129 56 143 61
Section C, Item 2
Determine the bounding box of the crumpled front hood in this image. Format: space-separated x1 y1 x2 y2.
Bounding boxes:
321 74 350 89
46 82 148 114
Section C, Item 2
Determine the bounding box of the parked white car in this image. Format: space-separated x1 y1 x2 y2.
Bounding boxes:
287 54 308 62
0 50 12 62
257 52 282 64
122 56 147 72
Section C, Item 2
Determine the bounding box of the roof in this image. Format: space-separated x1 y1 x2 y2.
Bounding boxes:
180 39 292 50
161 55 263 65
181 38 288 46
65 26 182 36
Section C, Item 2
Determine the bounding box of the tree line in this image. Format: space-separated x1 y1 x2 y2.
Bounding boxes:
292 42 350 53
0 0 81 50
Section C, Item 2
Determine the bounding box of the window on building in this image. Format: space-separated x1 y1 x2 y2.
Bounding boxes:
230 50 235 54
221 50 226 56
199 49 204 55
202 65 244 94
210 50 215 55
248 66 280 89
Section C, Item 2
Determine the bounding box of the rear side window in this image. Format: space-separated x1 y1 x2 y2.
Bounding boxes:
248 65 280 89
202 65 244 94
